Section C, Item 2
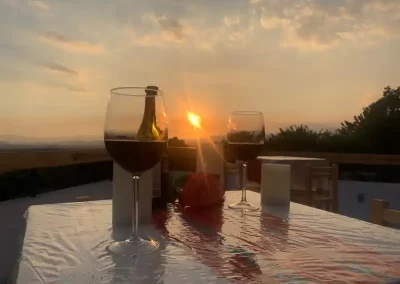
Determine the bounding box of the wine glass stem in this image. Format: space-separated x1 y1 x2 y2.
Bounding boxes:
132 175 140 239
241 162 247 203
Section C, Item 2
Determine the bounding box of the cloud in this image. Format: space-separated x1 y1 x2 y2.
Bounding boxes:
257 0 400 51
38 31 106 53
260 16 289 30
37 81 88 93
4 0 18 7
28 0 49 11
134 14 196 46
135 13 255 51
223 16 241 28
142 14 189 42
38 61 78 76
158 17 187 41
59 84 87 93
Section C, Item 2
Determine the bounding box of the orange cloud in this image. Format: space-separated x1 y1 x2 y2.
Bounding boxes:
132 13 254 51
38 31 106 54
38 61 78 76
51 83 87 93
257 0 400 51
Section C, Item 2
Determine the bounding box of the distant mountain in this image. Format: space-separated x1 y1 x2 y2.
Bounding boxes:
0 138 105 152
0 142 60 152
0 134 102 143
54 140 105 149
0 135 43 144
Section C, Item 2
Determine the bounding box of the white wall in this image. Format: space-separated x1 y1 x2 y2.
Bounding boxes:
338 180 400 222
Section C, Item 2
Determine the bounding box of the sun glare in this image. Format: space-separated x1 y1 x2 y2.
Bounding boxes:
187 112 201 129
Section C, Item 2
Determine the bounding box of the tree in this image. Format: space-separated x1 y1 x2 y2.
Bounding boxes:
265 125 330 152
338 86 400 154
168 137 188 148
262 86 400 154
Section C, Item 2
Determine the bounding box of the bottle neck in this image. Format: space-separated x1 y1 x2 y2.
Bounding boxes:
137 95 157 139
143 96 156 122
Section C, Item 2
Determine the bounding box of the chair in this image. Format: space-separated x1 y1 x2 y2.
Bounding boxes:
291 164 339 213
371 199 400 227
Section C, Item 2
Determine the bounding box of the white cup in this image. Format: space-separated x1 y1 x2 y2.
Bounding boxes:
261 163 291 206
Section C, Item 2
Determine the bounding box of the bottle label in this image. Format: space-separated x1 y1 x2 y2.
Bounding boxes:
152 162 161 198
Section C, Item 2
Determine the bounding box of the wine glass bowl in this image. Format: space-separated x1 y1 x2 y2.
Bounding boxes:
226 111 265 211
104 86 167 256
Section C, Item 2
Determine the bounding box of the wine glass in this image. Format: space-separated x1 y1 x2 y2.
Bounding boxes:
104 86 168 256
226 111 265 211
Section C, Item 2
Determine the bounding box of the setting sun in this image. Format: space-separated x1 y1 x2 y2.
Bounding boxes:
187 112 201 129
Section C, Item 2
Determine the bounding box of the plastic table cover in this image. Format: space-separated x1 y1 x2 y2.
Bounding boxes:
15 190 400 283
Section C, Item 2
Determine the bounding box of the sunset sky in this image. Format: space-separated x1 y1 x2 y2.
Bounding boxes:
1 0 399 141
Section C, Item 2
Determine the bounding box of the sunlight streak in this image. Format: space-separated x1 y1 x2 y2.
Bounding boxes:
204 136 225 160
187 111 206 172
186 111 225 174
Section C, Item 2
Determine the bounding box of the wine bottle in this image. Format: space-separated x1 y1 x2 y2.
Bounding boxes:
137 86 160 140
137 86 168 209
152 153 169 209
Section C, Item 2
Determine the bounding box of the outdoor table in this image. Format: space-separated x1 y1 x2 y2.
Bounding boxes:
15 189 400 283
258 156 330 191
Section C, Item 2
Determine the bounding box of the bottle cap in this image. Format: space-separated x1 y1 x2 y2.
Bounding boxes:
146 86 158 90
145 85 159 96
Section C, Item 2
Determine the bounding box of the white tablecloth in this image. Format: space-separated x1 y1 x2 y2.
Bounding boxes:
15 201 226 284
15 191 400 283
258 156 327 162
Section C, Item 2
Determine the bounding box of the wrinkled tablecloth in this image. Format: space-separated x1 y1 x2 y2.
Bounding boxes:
15 191 400 283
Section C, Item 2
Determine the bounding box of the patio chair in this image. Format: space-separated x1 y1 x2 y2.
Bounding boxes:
371 199 400 228
291 164 339 213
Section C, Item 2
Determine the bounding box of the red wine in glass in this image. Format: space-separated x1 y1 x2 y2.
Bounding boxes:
105 140 166 173
227 142 263 163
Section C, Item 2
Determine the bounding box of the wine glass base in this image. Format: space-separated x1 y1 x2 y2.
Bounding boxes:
108 237 160 256
228 201 259 211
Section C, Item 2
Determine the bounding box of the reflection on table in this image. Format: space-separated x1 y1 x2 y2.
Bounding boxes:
15 189 400 284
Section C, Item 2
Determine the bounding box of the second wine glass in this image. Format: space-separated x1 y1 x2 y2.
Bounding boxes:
226 111 265 211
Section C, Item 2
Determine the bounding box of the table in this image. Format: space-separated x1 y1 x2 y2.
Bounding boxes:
15 191 400 283
258 156 330 190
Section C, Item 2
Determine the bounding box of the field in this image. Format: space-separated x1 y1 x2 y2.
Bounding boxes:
0 148 111 173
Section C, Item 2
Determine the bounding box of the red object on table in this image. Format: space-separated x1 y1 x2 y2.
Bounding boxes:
180 172 224 208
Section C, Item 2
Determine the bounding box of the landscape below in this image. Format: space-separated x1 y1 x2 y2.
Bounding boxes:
1 86 400 201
